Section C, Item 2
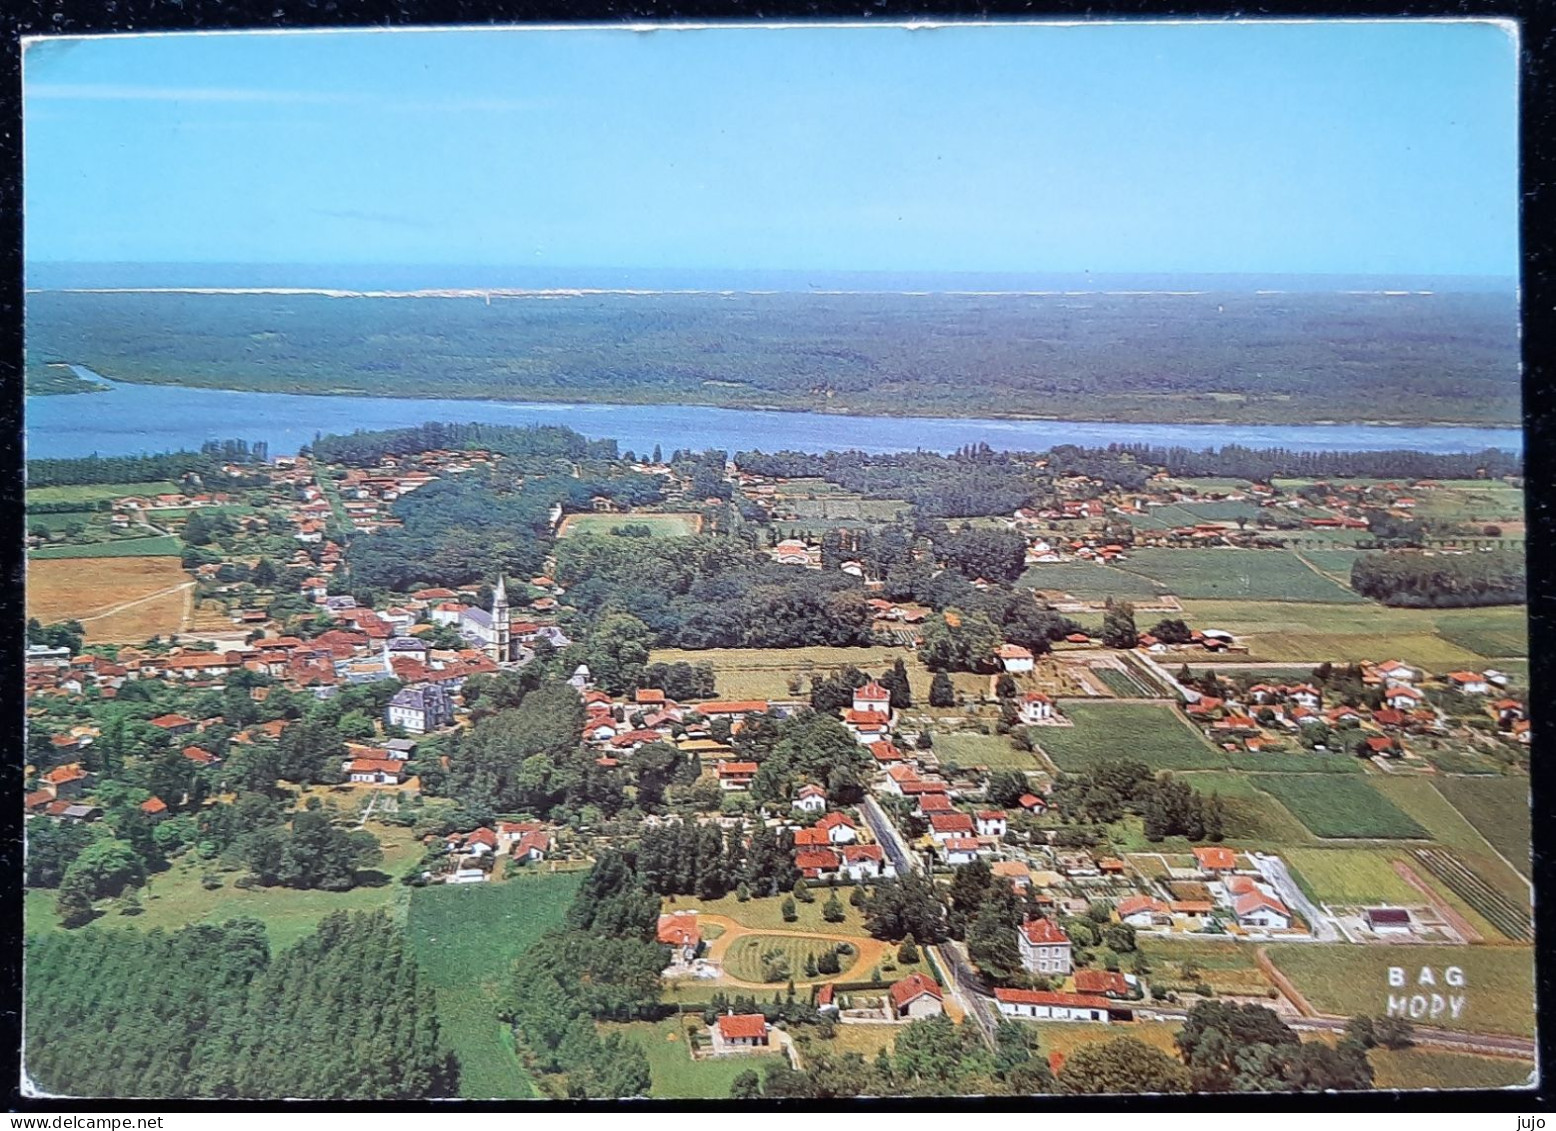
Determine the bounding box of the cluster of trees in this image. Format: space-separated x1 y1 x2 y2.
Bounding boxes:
308 421 615 466
557 534 875 655
27 617 85 654
807 660 912 713
734 1014 1053 1098
240 806 384 891
1351 551 1524 607
1176 1001 1377 1092
736 447 1049 519
1049 760 1226 842
636 822 800 900
507 852 665 1099
729 710 874 806
26 446 268 488
1065 443 1520 485
25 912 457 1099
1100 599 1139 649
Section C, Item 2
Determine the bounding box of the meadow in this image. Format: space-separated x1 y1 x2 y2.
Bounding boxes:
1018 561 1166 600
645 645 965 703
30 535 184 560
1367 1048 1534 1092
556 512 703 538
663 892 873 936
406 870 585 1099
25 480 182 506
1265 944 1536 1037
1247 776 1426 840
1035 702 1232 772
1368 777 1530 902
931 732 1042 773
27 555 191 642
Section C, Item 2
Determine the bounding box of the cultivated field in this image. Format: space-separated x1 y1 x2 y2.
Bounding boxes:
1248 776 1426 840
1117 549 1365 603
1432 777 1532 881
1368 1047 1534 1091
27 555 191 642
646 645 936 702
1019 562 1165 601
556 512 703 538
1265 944 1536 1037
1280 847 1421 904
1035 702 1232 772
25 481 182 506
1175 599 1524 666
30 535 183 560
1368 777 1531 902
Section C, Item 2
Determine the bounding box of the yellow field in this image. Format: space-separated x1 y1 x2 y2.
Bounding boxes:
26 556 192 642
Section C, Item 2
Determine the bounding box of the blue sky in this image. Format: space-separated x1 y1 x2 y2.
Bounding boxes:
23 21 1519 277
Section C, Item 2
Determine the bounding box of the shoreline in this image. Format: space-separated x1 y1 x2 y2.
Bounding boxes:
29 366 1524 433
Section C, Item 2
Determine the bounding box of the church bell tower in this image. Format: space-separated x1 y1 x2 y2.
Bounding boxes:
492 575 511 663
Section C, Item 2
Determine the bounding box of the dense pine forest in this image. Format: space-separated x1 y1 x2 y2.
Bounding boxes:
25 912 458 1099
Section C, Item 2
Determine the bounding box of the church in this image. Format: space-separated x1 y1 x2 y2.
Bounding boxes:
458 577 515 663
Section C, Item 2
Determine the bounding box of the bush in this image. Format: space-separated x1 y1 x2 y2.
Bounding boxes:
898 935 921 964
781 896 798 923
817 949 841 975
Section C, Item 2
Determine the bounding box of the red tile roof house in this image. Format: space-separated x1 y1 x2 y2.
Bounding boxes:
888 973 945 1020
716 760 759 792
927 812 975 843
1073 969 1133 998
714 1013 770 1048
657 912 702 963
815 811 858 844
993 988 1117 1024
1193 846 1238 874
1017 918 1072 976
794 848 843 879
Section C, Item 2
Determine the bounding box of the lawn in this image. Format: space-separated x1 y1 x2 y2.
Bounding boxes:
606 1019 786 1099
932 732 1041 773
556 512 703 538
1248 776 1426 840
407 870 584 1099
666 892 873 936
1368 1047 1535 1092
723 933 862 983
1028 1021 1184 1060
29 535 183 559
25 481 182 506
1035 702 1232 772
1432 777 1532 881
1280 848 1421 904
1115 549 1365 604
1265 944 1536 1037
1018 561 1166 600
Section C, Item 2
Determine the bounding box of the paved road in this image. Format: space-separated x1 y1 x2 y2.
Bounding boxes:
861 797 999 1049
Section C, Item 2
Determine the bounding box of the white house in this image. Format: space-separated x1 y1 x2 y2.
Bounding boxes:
993 988 1112 1024
1017 693 1054 725
1375 660 1418 684
1116 895 1170 928
1385 685 1425 710
942 838 983 866
851 681 893 716
345 758 403 785
817 812 858 844
715 1013 770 1048
387 683 454 734
1018 918 1072 976
793 784 828 814
1232 890 1293 930
841 844 895 882
1446 671 1492 696
974 810 1008 838
996 644 1035 673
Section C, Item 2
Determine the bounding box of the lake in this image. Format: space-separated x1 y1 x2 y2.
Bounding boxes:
25 368 1522 459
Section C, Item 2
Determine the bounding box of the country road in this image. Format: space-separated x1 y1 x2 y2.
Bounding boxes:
860 796 1000 1049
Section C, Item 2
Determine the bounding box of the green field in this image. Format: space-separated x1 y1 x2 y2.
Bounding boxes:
24 824 423 950
1172 771 1318 846
558 512 703 538
1018 561 1166 600
1115 549 1366 603
667 893 872 936
1036 702 1232 772
723 933 861 983
647 645 928 702
1369 1048 1535 1091
1432 777 1532 880
29 535 183 559
1368 777 1530 902
1433 613 1529 660
1266 944 1536 1037
606 1019 787 1099
1176 599 1520 666
407 871 585 1099
1281 847 1420 904
1248 776 1427 840
932 732 1042 772
26 481 182 506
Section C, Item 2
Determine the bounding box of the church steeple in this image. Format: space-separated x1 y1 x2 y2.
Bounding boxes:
491 576 511 663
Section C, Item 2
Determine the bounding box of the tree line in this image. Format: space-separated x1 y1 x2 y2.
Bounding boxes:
1350 550 1524 607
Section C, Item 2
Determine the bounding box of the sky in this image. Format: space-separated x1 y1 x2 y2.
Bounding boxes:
22 21 1520 279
